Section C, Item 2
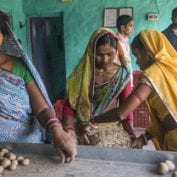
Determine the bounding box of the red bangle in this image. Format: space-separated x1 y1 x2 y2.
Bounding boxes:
65 127 75 131
45 118 61 131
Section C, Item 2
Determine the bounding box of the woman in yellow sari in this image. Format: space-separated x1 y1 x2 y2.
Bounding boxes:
67 28 135 147
92 29 177 151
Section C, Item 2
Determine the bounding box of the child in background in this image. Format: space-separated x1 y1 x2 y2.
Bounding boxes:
116 15 134 128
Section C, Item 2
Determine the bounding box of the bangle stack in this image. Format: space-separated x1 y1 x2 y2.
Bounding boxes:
45 118 61 131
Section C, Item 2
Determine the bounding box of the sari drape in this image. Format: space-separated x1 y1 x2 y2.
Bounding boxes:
0 70 44 142
139 30 177 150
0 23 53 143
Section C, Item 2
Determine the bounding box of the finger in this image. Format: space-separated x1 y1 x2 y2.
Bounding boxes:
68 154 75 163
66 152 76 163
58 148 66 164
54 145 65 164
63 148 76 163
132 143 141 149
89 129 99 135
131 141 138 148
85 126 92 133
132 145 139 148
91 124 99 129
84 134 90 144
131 144 136 148
65 157 71 163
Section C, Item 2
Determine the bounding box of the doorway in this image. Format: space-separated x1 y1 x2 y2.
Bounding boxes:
30 14 66 102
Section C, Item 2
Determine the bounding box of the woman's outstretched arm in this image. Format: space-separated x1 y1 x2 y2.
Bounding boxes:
26 80 77 164
93 83 152 123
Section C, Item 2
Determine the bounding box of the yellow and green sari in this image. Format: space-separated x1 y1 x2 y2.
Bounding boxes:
67 28 131 125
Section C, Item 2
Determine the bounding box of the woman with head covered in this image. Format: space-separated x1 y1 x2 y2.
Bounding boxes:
67 28 135 147
0 11 77 163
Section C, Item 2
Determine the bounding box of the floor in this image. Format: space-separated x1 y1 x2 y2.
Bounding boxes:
134 127 155 151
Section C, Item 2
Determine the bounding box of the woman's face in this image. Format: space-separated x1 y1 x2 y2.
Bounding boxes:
95 44 116 70
132 47 153 70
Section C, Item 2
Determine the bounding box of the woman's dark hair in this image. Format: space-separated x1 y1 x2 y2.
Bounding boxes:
172 7 177 17
96 33 117 50
0 11 10 36
116 15 133 31
131 33 145 50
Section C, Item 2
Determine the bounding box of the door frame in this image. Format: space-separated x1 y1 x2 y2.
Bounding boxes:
28 13 65 101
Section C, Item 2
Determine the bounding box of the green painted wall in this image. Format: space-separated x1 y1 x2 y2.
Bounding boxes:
0 0 28 52
1 0 177 75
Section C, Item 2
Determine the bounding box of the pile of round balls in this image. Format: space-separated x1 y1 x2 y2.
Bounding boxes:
0 147 30 176
157 160 177 177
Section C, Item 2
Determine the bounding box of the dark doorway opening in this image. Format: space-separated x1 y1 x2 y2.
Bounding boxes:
30 14 66 102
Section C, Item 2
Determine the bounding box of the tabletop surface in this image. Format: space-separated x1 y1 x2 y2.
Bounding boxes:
1 143 177 177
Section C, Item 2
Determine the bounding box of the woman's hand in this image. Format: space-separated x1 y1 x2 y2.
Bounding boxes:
131 134 146 149
26 81 77 163
121 119 136 141
50 125 77 164
78 122 100 145
84 122 99 136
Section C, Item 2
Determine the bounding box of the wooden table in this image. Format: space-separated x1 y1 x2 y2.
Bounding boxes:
1 143 177 177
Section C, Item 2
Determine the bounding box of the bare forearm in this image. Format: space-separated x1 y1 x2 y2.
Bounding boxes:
26 80 61 129
93 93 141 123
117 93 142 119
94 108 118 123
93 84 152 123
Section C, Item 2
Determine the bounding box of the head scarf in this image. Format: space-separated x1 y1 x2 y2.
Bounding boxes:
140 29 177 119
67 27 130 124
0 22 53 110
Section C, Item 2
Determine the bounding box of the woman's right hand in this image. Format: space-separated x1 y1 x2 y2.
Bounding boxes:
131 134 146 149
50 125 77 164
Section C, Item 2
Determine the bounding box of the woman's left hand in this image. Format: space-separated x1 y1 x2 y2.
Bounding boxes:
51 125 77 164
78 122 100 145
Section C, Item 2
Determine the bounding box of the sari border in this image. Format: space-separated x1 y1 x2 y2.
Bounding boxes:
143 72 177 122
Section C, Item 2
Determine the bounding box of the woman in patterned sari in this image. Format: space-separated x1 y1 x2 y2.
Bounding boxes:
0 11 77 163
67 28 135 147
92 29 177 151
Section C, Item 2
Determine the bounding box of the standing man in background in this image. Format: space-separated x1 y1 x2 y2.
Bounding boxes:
116 15 134 128
163 7 177 51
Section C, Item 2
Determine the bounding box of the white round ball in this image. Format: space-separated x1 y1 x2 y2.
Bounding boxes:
17 156 24 162
1 159 11 168
0 151 5 157
8 164 17 171
11 159 18 166
1 148 9 154
165 160 175 171
157 162 169 174
5 153 16 160
21 158 30 166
